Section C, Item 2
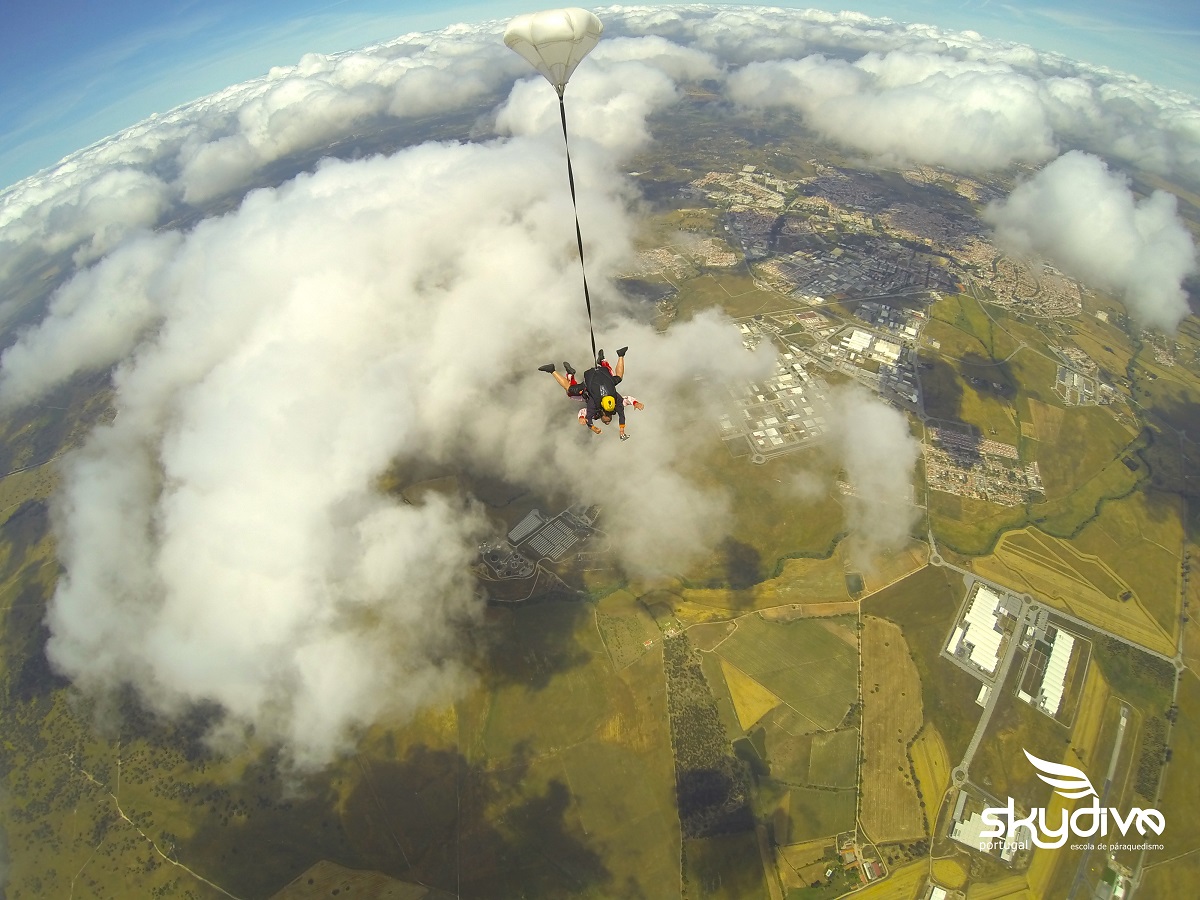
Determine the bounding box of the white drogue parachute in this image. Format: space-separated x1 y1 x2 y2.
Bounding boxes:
503 7 603 97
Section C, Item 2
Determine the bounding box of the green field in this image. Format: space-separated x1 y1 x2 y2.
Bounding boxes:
1031 405 1140 501
807 729 858 788
929 492 1029 556
757 723 857 791
761 722 813 785
1073 490 1183 638
595 589 661 669
683 831 769 900
784 785 857 842
714 616 857 732
683 444 847 589
674 271 793 322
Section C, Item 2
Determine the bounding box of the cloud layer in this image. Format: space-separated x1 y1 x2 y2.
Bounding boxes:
5 64 772 768
3 5 1199 768
985 151 1197 330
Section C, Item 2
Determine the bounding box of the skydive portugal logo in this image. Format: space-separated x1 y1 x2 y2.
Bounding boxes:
978 751 1164 851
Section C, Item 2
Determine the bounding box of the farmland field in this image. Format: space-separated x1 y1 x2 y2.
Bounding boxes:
1072 490 1184 639
714 615 858 732
807 729 858 789
595 589 661 669
683 831 769 900
860 616 925 843
784 785 857 842
722 657 783 731
971 528 1176 657
932 857 968 889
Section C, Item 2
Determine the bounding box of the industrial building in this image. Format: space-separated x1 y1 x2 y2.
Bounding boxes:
1037 628 1076 716
946 585 1017 675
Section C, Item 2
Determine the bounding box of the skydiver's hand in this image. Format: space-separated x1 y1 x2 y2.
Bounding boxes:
591 425 602 434
633 401 644 410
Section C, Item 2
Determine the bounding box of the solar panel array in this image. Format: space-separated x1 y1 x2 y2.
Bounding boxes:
526 520 579 560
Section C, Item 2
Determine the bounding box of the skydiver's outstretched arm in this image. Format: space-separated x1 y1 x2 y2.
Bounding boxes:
618 394 642 440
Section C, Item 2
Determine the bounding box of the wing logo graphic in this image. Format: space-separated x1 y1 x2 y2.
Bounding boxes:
1023 749 1098 800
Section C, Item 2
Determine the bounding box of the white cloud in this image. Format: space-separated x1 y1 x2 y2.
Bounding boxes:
497 57 684 160
823 386 922 564
614 6 1200 180
6 69 775 767
984 151 1197 331
4 6 1199 302
3 4 1198 772
728 51 1060 170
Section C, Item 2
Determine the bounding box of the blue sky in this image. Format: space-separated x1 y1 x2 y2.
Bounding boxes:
3 0 1198 190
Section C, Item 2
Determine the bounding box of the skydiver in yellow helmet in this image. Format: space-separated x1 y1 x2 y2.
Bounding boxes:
538 347 644 439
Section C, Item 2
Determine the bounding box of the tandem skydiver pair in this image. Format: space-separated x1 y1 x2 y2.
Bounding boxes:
539 347 644 440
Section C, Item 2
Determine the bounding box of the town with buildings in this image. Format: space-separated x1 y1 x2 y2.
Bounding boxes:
923 424 1045 506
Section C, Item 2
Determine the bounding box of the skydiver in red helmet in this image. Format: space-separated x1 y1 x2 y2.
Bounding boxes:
538 347 643 439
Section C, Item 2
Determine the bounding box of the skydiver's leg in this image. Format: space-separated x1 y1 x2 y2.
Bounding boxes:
614 346 627 378
540 363 574 393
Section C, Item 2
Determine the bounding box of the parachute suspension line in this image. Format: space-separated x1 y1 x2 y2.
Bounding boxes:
558 93 598 365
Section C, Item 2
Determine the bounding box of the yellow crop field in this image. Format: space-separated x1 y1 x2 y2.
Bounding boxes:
851 859 927 900
1070 662 1111 766
971 528 1175 657
720 658 783 731
861 616 925 842
861 544 929 594
910 725 952 806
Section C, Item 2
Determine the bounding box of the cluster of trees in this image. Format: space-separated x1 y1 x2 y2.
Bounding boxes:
663 635 753 838
1135 715 1168 800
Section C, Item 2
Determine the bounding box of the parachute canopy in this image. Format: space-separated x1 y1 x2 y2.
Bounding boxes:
503 8 603 96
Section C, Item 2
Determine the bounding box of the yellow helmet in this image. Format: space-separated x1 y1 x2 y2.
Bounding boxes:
600 395 617 413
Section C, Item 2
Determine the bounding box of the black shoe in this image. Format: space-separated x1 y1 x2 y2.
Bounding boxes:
538 363 555 373
596 349 605 364
563 361 576 376
617 346 628 357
